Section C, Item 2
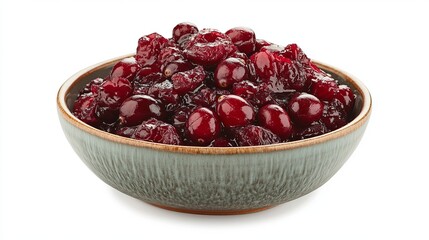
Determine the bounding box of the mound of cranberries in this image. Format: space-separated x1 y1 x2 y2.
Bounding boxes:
73 22 355 147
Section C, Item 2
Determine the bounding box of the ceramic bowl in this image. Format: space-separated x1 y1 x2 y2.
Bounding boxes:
57 54 372 215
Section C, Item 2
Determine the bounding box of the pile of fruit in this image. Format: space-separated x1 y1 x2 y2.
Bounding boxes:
73 22 355 147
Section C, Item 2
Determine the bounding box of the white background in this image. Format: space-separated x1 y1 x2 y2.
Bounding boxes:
1 0 429 239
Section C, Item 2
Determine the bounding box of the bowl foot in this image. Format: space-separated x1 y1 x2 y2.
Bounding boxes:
149 203 275 215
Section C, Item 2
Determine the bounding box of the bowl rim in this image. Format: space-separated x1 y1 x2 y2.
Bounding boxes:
57 54 372 155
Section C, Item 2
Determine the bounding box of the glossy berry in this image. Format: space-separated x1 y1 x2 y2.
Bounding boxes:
183 29 236 66
249 51 277 81
119 95 164 127
214 57 248 88
134 65 164 84
293 121 328 140
255 39 271 51
288 93 324 126
73 94 99 126
233 125 280 146
163 59 193 78
110 57 140 81
97 77 132 109
172 22 199 43
225 27 256 55
133 118 181 145
171 65 206 95
136 32 169 67
258 104 293 140
321 99 347 130
335 85 355 113
147 80 180 111
186 107 221 145
216 95 255 127
310 75 338 101
80 78 104 95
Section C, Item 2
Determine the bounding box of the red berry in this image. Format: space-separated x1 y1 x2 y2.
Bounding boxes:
110 57 140 81
136 33 169 67
249 51 277 82
225 27 256 55
209 137 235 147
186 107 221 145
310 73 338 101
97 77 132 109
183 29 236 66
119 95 164 127
255 39 271 51
133 118 181 145
134 65 164 84
214 57 248 88
233 125 280 146
172 22 199 43
171 65 206 95
288 93 324 126
80 78 104 95
73 94 99 126
258 104 293 140
116 126 138 138
216 95 255 127
335 85 355 113
321 99 348 130
293 121 328 140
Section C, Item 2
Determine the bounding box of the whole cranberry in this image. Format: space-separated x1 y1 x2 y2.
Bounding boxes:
335 85 355 113
110 57 140 81
293 121 329 140
171 65 206 95
136 32 169 67
183 29 236 66
233 125 280 146
134 65 164 84
172 22 199 43
147 80 180 111
186 107 221 145
322 99 347 131
258 104 293 140
97 77 132 109
225 27 256 55
133 118 181 145
288 93 324 126
310 74 338 101
73 94 99 126
216 95 255 127
214 58 248 88
79 78 104 95
249 51 277 81
119 95 164 127
162 59 193 78
281 43 310 64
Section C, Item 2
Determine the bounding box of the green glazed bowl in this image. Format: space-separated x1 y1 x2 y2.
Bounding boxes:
57 54 372 215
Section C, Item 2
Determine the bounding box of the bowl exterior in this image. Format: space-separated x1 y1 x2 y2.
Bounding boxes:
58 113 368 212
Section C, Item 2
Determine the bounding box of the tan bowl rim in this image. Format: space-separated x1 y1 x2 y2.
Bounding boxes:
57 54 372 155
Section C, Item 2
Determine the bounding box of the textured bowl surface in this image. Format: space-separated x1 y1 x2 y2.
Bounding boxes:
57 54 371 215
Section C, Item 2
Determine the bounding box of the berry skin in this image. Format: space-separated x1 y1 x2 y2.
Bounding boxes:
119 95 164 127
97 77 132 109
172 22 199 43
225 27 256 55
136 33 169 67
110 57 140 81
233 125 280 146
79 78 104 95
214 57 248 89
310 73 338 101
186 107 221 145
73 94 99 126
258 104 293 140
288 93 324 126
171 65 206 95
216 95 255 128
321 99 348 131
293 121 329 140
183 29 236 66
133 118 181 145
335 85 355 113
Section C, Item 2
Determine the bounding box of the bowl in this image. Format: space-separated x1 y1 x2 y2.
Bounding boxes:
57 54 372 215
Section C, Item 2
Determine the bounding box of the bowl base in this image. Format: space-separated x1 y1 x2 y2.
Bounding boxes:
149 203 275 215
